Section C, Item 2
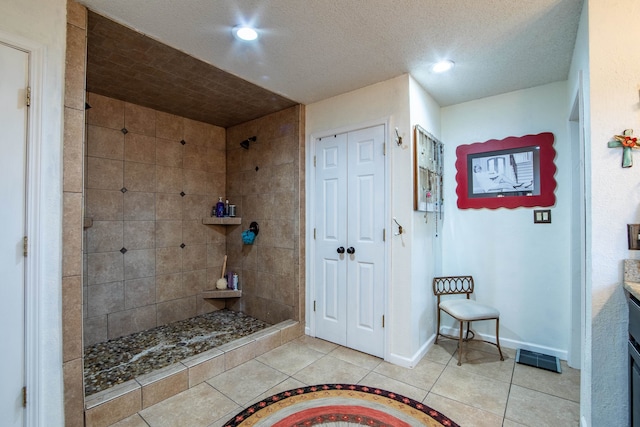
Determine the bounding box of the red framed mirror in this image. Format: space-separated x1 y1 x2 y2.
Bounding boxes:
455 132 556 209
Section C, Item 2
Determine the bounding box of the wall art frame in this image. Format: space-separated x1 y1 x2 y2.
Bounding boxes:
455 132 556 209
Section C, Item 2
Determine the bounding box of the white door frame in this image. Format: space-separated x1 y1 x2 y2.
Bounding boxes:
306 118 391 360
0 29 64 426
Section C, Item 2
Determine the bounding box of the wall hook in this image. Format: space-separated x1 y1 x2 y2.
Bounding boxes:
393 217 403 235
395 128 403 146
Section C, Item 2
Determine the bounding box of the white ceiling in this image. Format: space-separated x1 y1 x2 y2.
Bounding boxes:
78 0 584 107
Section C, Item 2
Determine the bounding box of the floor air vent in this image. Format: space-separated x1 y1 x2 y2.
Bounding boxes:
515 349 561 373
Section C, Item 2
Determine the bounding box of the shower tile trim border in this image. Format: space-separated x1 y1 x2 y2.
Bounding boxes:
84 320 302 427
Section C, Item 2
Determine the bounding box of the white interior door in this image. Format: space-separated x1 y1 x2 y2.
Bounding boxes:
0 42 29 427
314 125 385 357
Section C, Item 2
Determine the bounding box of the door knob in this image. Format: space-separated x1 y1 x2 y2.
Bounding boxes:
337 246 345 254
346 247 355 254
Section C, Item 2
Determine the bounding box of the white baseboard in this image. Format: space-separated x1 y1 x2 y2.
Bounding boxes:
385 335 436 368
438 327 569 361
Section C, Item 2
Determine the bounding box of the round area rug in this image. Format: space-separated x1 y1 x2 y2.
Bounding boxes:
223 384 459 427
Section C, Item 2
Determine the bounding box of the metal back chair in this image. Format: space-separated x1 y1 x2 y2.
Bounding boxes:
432 276 504 365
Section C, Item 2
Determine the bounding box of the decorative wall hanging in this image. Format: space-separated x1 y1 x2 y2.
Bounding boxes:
608 129 638 168
455 132 557 209
414 125 444 213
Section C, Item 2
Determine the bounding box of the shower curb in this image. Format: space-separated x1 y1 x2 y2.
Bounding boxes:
84 319 302 427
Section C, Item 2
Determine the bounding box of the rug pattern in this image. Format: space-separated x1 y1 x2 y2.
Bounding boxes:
224 384 460 427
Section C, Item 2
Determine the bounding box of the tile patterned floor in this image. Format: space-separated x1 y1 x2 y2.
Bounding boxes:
84 310 271 396
106 337 580 427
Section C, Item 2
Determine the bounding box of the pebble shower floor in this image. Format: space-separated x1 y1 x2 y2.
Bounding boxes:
83 309 271 396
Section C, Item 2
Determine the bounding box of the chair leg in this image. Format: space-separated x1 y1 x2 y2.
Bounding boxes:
457 320 464 366
495 318 504 361
435 308 441 344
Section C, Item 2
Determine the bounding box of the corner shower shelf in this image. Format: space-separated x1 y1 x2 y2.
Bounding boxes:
202 217 241 225
201 289 242 299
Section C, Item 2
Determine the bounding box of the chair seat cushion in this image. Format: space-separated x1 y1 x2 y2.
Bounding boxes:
440 299 499 321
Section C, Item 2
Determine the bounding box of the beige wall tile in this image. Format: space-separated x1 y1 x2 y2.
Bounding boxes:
183 168 208 195
87 93 125 130
156 165 183 193
85 189 124 221
63 358 85 427
87 125 125 160
156 273 184 303
155 193 183 220
84 385 141 427
183 194 210 221
63 192 83 277
87 281 124 316
125 133 156 164
124 249 156 280
182 220 208 246
62 275 83 362
182 269 207 295
156 111 183 141
83 315 107 347
156 138 183 168
139 365 188 409
207 147 226 174
183 118 215 146
63 107 84 193
182 350 224 387
156 246 182 275
183 143 208 171
67 1 87 29
125 277 156 309
124 161 156 192
123 191 155 221
65 23 86 111
107 305 157 339
87 251 124 285
207 172 226 199
86 156 123 190
157 296 196 325
223 341 256 370
155 220 183 247
86 220 123 253
182 244 207 272
123 221 155 250
125 103 156 136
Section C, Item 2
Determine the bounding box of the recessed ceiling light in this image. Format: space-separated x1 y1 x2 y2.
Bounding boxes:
232 25 259 41
431 60 455 73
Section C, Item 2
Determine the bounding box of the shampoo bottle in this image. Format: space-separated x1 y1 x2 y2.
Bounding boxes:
215 197 225 217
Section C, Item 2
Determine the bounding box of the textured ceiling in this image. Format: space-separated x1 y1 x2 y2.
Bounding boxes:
81 0 584 128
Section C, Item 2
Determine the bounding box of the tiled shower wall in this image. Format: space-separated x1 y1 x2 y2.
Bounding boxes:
225 106 305 325
83 92 228 346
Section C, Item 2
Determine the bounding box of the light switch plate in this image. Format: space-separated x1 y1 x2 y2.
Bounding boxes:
533 209 551 224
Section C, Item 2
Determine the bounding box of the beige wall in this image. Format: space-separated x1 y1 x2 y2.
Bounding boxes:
226 106 305 324
83 92 228 345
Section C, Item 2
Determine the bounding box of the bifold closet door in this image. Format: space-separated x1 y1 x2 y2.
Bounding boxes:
314 125 385 358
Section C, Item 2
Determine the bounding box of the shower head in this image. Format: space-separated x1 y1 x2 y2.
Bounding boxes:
240 136 257 149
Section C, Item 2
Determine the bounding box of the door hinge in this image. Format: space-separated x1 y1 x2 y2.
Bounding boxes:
22 386 27 407
313 300 316 312
313 228 316 239
23 236 28 256
383 142 386 156
383 229 386 242
382 315 385 328
26 87 31 107
313 155 316 167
